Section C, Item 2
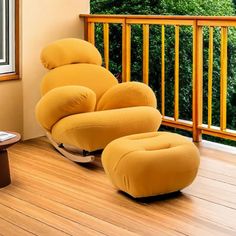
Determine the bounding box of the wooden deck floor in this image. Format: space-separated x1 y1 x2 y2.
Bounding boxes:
0 137 236 236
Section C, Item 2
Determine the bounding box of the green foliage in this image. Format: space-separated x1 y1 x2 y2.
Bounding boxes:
160 0 235 16
91 0 236 145
91 0 161 15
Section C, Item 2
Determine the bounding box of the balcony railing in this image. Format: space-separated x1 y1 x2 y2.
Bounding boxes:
80 14 236 142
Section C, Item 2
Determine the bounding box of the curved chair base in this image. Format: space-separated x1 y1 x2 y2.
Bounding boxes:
46 133 95 163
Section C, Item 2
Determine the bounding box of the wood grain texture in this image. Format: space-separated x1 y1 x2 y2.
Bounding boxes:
0 137 236 236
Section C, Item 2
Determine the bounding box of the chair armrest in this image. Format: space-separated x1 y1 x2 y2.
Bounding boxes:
35 85 96 131
97 82 157 111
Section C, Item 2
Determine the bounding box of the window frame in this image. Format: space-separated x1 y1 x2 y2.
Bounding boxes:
0 0 19 81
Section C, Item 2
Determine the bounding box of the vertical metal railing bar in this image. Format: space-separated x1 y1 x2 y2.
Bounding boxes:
161 25 165 116
88 22 95 45
143 24 149 85
192 21 203 142
220 26 228 131
208 26 214 128
174 25 180 121
103 23 110 70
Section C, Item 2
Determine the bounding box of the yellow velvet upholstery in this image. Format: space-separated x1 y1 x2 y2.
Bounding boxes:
52 107 161 151
40 64 118 101
41 38 102 69
35 86 96 131
36 38 162 153
97 81 157 110
102 132 200 198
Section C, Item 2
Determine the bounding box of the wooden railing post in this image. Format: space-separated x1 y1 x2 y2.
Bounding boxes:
208 27 214 128
192 21 203 142
84 17 88 41
122 20 127 82
220 26 228 131
103 23 110 70
174 25 180 121
143 24 149 85
124 22 131 82
161 25 165 116
88 22 95 45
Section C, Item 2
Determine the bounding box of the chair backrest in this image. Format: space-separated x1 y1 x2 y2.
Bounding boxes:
40 38 118 101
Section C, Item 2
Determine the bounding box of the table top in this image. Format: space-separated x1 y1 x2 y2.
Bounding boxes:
0 132 21 150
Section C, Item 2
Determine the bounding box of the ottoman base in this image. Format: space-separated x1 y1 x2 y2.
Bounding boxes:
102 132 200 198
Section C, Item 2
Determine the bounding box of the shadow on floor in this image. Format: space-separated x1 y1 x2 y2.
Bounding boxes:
117 190 184 205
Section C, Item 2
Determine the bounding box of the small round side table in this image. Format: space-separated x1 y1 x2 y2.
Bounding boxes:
0 132 21 188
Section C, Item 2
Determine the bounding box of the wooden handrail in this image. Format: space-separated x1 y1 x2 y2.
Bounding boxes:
80 14 236 21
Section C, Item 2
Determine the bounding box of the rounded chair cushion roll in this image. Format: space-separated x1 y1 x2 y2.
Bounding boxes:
102 132 200 198
41 38 102 69
35 86 96 131
40 64 118 101
97 81 157 111
51 107 162 152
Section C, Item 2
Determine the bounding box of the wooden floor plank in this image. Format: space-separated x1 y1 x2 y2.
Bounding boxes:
10 170 178 236
2 185 137 236
0 137 235 236
0 191 104 236
185 176 236 209
198 169 236 186
0 216 35 236
197 142 236 165
9 169 236 236
199 158 236 178
0 203 68 236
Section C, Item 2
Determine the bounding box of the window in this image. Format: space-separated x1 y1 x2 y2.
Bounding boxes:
0 0 19 80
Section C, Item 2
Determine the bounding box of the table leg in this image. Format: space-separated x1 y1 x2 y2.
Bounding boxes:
0 150 11 188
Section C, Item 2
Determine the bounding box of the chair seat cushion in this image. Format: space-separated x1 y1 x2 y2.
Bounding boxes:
102 132 200 198
51 107 162 152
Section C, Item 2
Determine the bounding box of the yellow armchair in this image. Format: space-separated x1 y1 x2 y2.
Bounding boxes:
36 38 162 163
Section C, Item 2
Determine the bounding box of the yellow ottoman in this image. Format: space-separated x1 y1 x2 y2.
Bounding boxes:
102 132 200 198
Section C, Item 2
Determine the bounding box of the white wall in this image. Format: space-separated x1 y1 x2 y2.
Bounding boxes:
0 80 23 133
20 0 90 139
